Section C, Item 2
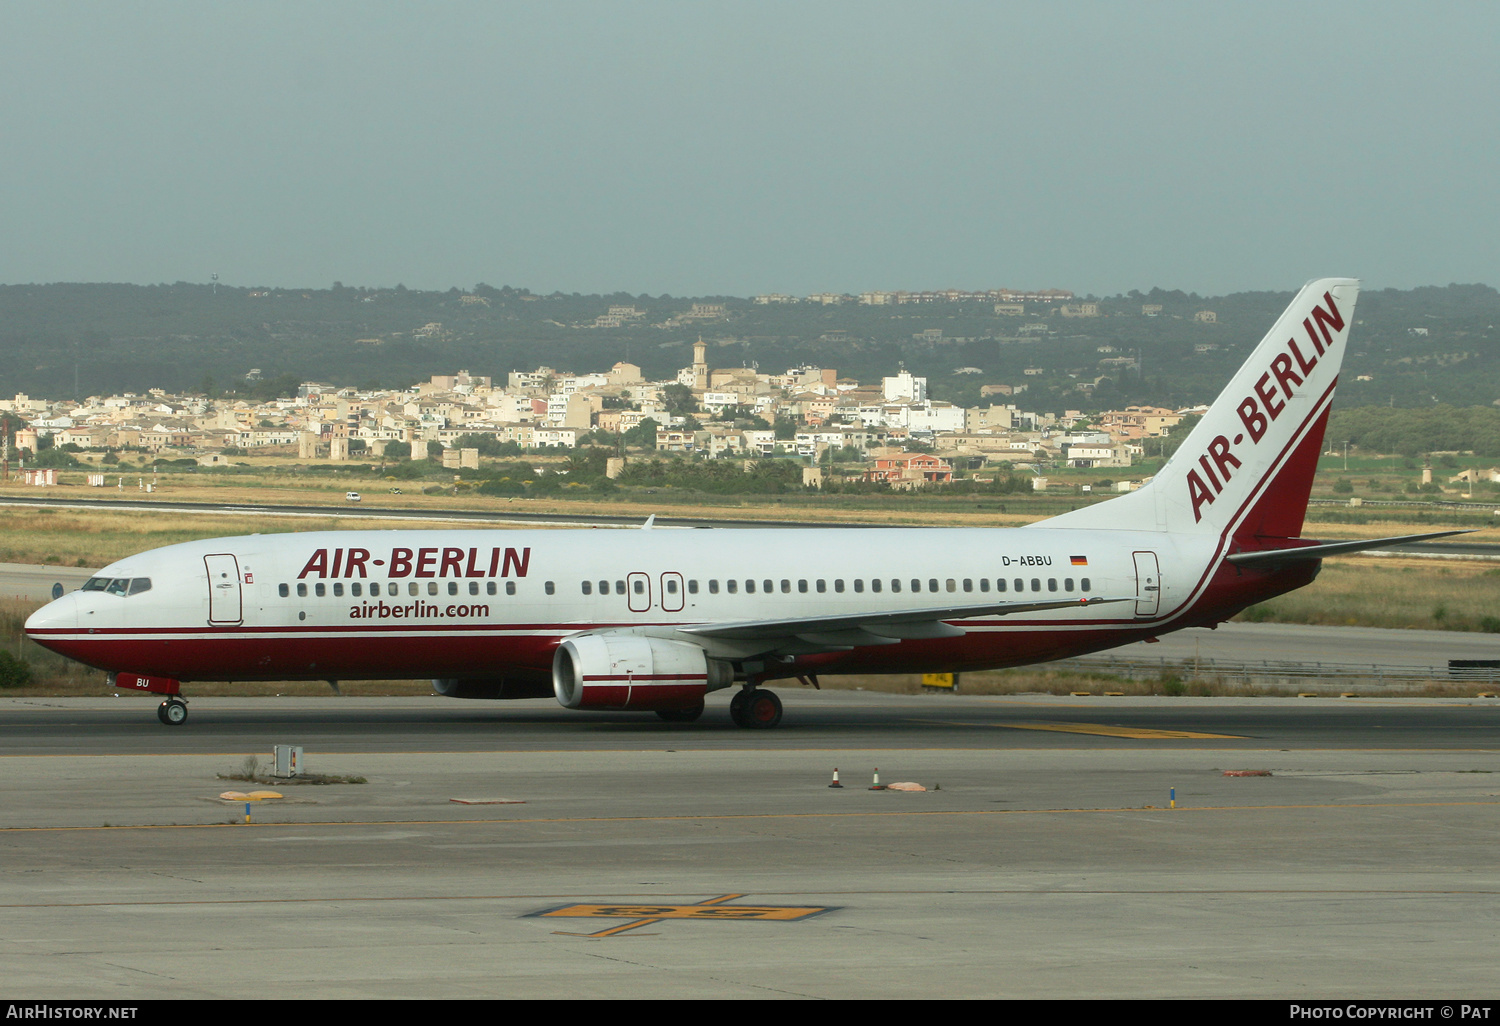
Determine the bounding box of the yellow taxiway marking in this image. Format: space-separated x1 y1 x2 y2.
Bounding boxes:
913 717 1245 739
996 721 1246 740
535 892 836 938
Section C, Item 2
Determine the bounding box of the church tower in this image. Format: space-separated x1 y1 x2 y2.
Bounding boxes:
692 337 709 390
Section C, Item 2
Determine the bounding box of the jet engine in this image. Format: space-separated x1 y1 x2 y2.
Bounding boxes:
552 634 734 711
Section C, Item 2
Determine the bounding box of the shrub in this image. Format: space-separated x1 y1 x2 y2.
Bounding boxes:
0 651 34 688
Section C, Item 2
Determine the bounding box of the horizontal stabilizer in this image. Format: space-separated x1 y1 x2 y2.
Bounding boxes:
1225 530 1472 568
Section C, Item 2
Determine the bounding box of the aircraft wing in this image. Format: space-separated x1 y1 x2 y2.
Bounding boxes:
678 595 1132 645
1225 530 1472 569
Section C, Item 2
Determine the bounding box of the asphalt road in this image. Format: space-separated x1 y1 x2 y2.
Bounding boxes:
1094 621 1500 671
5 690 1500 755
3 692 1499 999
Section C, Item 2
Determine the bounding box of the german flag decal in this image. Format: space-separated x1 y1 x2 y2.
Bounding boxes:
1070 556 1088 566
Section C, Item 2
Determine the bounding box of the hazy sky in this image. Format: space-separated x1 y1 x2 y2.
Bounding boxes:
2 2 1495 296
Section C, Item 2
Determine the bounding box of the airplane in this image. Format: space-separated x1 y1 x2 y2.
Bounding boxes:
23 277 1463 727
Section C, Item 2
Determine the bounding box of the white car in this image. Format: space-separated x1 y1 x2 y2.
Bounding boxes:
345 491 361 503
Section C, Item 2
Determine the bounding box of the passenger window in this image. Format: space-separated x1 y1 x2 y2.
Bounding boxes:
780 580 790 594
1014 579 1023 592
979 579 990 593
816 580 826 593
297 583 308 598
798 580 808 593
710 580 720 594
448 582 458 595
469 581 479 595
545 581 556 595
995 579 1005 592
279 583 289 598
487 582 497 595
688 580 699 594
763 580 772 593
1031 579 1041 591
505 581 516 596
871 579 882 593
667 579 678 594
891 579 901 593
315 583 326 597
333 583 344 597
745 580 756 594
911 579 921 593
409 582 419 596
1081 578 1091 592
352 583 362 597
834 580 845 593
1064 579 1074 592
582 581 592 595
727 579 738 594
427 582 438 596
946 579 956 592
1048 579 1057 592
615 580 625 594
633 579 645 594
928 579 938 593
854 579 864 593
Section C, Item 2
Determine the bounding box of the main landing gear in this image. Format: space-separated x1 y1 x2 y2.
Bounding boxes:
156 698 188 726
729 687 782 729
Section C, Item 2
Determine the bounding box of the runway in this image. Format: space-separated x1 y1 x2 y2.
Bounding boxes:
3 692 1499 998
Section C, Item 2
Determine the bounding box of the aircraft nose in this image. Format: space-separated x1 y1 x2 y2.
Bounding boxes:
25 593 79 636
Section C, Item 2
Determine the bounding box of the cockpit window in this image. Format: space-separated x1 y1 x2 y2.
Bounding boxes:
87 577 150 596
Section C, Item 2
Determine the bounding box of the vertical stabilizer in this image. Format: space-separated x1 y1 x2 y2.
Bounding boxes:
1043 278 1359 542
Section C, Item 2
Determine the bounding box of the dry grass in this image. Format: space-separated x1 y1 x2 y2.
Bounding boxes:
1236 556 1500 632
5 496 1500 697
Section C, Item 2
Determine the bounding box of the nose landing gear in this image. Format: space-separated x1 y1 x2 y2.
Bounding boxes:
111 673 188 725
156 698 188 725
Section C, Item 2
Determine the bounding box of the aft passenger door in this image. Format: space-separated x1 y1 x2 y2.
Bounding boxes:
1132 551 1160 618
205 553 243 625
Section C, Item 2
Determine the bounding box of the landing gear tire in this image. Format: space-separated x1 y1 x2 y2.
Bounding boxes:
158 699 187 726
730 688 782 729
656 700 704 723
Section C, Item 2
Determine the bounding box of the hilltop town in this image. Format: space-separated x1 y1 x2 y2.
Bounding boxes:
0 334 1198 494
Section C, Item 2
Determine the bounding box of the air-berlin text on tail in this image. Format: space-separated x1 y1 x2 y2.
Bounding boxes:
1186 291 1346 522
297 546 531 579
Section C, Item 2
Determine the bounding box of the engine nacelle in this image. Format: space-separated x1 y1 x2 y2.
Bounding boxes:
432 676 554 700
553 634 734 711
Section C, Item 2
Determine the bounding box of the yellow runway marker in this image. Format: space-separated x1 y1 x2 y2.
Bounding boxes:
914 717 1245 739
995 721 1246 740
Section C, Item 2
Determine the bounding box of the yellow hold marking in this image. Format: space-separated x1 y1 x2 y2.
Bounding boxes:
995 721 1245 740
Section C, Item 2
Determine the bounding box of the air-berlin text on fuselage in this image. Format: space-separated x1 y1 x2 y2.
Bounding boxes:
1186 291 1345 522
296 546 531 580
